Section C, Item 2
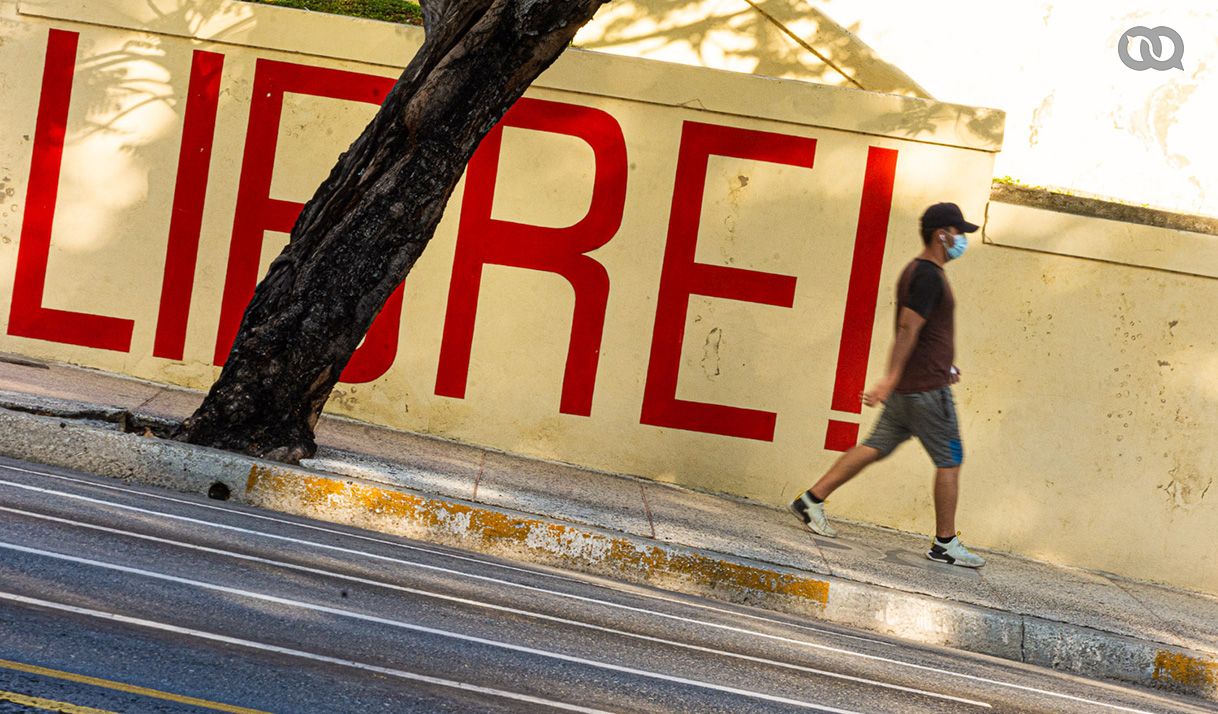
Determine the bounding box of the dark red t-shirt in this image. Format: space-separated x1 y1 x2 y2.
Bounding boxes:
894 259 954 393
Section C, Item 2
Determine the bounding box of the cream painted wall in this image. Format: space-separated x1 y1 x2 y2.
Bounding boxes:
0 0 999 495
817 1 1218 217
2 2 1216 595
611 0 1215 218
840 203 1218 591
573 0 930 97
577 4 1218 595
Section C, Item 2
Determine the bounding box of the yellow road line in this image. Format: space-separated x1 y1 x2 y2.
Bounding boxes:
0 658 269 714
0 688 115 713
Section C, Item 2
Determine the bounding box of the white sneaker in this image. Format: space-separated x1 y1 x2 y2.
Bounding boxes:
788 492 837 538
927 536 986 568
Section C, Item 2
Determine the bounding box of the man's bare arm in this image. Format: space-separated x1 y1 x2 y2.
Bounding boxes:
862 307 926 406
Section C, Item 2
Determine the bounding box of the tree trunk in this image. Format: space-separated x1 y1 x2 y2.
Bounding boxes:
175 0 608 462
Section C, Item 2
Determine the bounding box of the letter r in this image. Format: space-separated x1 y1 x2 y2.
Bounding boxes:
436 98 627 417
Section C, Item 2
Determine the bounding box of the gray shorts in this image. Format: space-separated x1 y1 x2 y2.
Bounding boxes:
862 386 963 468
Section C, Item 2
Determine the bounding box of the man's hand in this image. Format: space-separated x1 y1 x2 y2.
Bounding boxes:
861 378 894 407
950 366 961 385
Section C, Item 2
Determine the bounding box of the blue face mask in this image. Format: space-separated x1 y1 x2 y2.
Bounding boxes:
943 233 968 261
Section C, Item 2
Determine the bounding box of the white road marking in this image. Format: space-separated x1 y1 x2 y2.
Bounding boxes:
0 465 891 646
0 505 988 709
0 478 899 659
0 463 586 585
0 472 1165 713
0 542 864 713
0 591 610 714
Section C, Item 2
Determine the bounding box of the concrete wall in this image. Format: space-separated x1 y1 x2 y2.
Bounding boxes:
572 0 930 97
577 1 1218 595
904 194 1217 593
584 2 1218 216
3 1 1216 596
761 1 1217 218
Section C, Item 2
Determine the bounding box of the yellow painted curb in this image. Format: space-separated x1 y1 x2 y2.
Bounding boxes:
245 465 830 608
1153 650 1218 693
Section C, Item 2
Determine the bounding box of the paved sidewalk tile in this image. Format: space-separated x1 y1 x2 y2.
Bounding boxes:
643 483 834 575
474 451 654 537
318 418 485 484
809 519 1173 641
1100 576 1218 653
137 387 203 421
306 447 480 504
0 359 160 411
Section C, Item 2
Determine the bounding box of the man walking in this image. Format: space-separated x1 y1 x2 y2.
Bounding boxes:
790 202 985 568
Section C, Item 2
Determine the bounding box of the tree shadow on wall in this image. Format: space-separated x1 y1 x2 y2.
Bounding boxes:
71 0 254 140
859 101 1006 151
578 0 846 86
15 0 257 340
576 1 1006 148
749 0 932 97
577 0 929 96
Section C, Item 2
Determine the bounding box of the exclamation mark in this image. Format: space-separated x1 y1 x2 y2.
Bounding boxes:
825 147 898 451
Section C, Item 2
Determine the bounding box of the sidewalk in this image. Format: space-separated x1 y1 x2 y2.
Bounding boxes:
0 353 1215 703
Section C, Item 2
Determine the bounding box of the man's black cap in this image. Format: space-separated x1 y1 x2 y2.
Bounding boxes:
921 202 979 233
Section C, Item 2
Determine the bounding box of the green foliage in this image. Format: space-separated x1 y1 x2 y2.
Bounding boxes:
245 0 423 25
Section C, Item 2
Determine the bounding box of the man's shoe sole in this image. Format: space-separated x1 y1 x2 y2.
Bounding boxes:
787 503 837 538
926 551 984 568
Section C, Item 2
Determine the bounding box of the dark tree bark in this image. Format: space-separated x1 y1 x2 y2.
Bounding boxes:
175 0 609 462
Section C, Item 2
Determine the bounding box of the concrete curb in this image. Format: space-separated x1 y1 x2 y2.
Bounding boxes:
0 406 1214 702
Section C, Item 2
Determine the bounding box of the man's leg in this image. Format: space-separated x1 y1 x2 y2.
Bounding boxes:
790 445 883 538
809 394 908 500
809 445 882 500
792 397 906 537
912 388 983 567
932 466 960 538
927 463 984 567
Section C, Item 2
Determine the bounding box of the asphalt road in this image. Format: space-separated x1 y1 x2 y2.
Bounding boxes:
0 456 1211 714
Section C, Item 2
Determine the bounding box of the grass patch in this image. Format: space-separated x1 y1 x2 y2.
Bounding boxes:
244 0 423 25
